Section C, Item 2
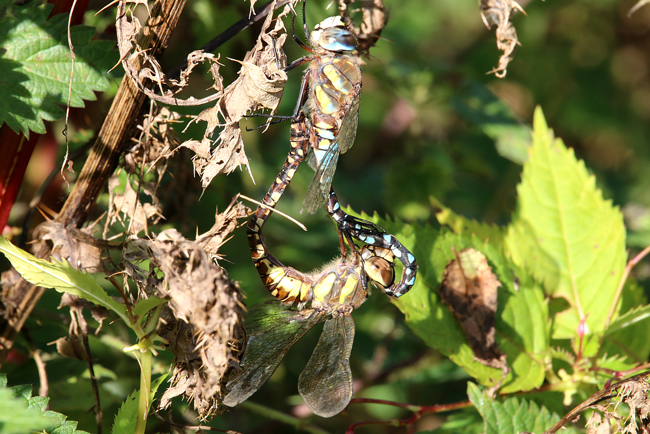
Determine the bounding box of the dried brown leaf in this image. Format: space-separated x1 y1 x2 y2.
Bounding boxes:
124 229 245 419
107 172 163 236
196 196 251 257
339 0 388 56
480 0 524 78
33 221 109 274
439 248 507 375
115 0 222 105
184 2 290 187
54 335 88 361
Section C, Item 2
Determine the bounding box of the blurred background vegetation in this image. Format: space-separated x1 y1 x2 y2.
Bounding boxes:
4 0 650 432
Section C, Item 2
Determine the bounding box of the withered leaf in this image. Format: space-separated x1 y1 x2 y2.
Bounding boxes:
480 0 525 78
439 248 507 374
185 2 290 187
196 196 251 257
34 221 107 273
54 335 89 361
124 229 245 419
107 173 163 236
338 0 388 56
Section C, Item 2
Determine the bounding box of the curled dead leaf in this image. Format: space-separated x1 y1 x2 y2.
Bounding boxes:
185 2 291 187
122 220 245 419
439 247 509 391
480 0 525 78
338 0 388 57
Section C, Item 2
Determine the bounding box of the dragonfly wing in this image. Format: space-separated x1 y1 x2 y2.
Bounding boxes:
297 313 355 417
337 96 360 155
223 302 325 407
302 145 340 214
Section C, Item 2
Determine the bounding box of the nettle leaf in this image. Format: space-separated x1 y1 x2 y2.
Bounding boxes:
350 212 548 393
468 383 563 434
0 2 117 135
600 280 650 367
133 296 167 319
430 196 505 244
430 232 548 393
0 374 90 434
0 236 129 324
505 107 626 340
112 389 139 434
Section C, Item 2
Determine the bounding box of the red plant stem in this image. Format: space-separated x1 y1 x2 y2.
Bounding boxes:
0 128 39 231
346 399 472 433
606 245 650 328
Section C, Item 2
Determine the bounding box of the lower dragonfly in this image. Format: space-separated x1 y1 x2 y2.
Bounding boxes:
222 114 400 417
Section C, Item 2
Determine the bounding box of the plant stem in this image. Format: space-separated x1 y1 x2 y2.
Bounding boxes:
134 343 153 434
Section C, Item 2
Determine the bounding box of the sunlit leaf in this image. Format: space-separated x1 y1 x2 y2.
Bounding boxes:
0 237 129 325
0 2 116 135
505 107 626 340
468 382 563 434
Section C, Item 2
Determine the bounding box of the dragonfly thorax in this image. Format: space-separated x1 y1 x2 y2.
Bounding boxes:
311 16 357 52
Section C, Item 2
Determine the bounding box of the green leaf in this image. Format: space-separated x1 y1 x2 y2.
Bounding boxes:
468 383 561 434
600 280 650 367
112 389 139 434
430 196 505 244
150 374 169 398
0 2 117 135
0 387 54 433
605 293 650 337
349 212 549 393
505 107 627 340
0 236 130 325
0 377 90 434
132 296 167 319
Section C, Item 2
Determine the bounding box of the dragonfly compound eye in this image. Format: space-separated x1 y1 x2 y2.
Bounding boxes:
312 17 357 52
364 256 395 289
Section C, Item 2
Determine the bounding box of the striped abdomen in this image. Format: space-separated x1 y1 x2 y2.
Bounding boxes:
247 117 317 305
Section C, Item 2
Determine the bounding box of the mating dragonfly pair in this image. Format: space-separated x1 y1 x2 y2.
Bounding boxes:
223 4 417 418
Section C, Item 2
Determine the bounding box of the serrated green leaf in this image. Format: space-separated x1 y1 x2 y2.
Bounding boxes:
150 374 168 402
1 379 89 434
348 212 549 393
0 236 130 325
132 296 167 319
112 389 139 434
468 383 560 434
605 301 650 337
600 280 650 367
505 107 626 340
0 2 117 135
430 196 505 244
428 231 548 393
0 387 54 433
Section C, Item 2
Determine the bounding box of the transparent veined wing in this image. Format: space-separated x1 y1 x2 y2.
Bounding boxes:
223 301 325 407
302 143 341 214
297 313 355 417
336 96 360 155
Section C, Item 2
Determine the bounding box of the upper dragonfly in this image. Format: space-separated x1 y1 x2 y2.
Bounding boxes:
284 4 362 214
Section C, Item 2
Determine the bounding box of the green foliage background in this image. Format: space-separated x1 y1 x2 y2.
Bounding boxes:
2 0 650 433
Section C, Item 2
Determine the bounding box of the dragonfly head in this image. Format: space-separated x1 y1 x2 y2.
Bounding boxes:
312 16 357 52
361 246 395 291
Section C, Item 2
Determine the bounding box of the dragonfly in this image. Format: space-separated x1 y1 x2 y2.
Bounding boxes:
280 2 363 214
222 114 399 417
